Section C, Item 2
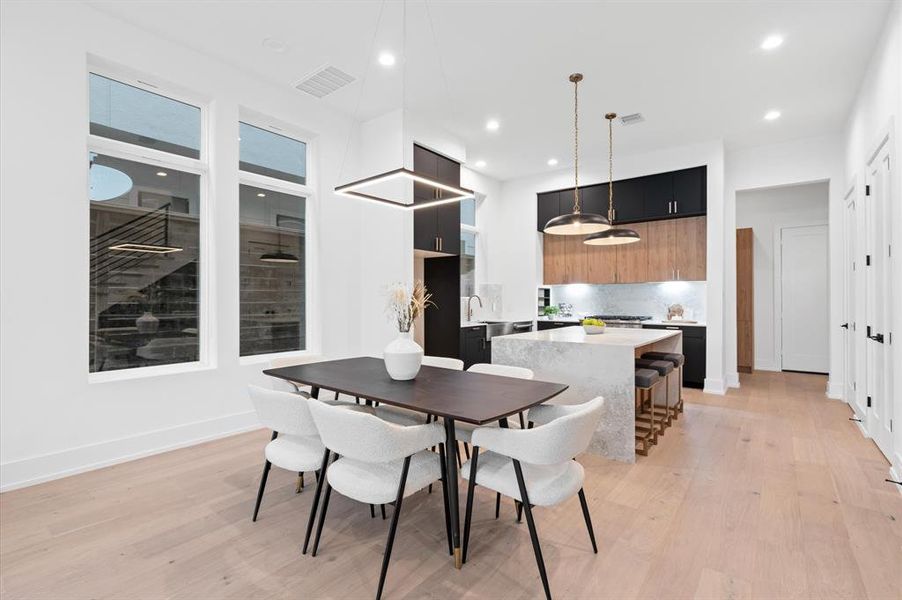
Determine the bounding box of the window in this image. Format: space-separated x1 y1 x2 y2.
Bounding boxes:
88 74 204 374
89 73 201 159
460 196 478 296
238 120 309 357
239 185 306 356
239 122 307 185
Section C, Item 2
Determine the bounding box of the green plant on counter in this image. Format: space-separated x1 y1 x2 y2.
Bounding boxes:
543 306 559 316
581 318 606 327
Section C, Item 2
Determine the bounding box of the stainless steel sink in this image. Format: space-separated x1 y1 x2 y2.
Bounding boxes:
480 320 533 341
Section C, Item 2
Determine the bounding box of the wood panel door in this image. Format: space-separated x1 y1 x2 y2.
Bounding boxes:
542 233 566 284
674 216 706 280
616 222 648 283
736 227 754 373
585 240 617 284
646 219 674 282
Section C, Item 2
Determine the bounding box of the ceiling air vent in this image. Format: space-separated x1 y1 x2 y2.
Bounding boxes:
294 65 355 98
620 113 645 126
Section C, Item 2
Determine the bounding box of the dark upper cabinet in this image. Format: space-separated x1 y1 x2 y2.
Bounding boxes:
536 191 561 231
535 166 707 230
578 185 607 219
611 177 645 223
413 144 461 254
643 172 674 220
672 166 706 216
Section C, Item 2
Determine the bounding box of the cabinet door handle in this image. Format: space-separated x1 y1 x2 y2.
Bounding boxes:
665 326 680 330
676 268 680 280
668 201 672 214
674 200 678 213
439 237 443 252
435 237 439 251
613 208 617 221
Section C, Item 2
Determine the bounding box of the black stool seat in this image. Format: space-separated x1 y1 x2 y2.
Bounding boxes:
635 358 674 376
635 368 660 388
641 351 684 367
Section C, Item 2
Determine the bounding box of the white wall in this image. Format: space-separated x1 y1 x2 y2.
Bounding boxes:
725 134 844 394
0 2 411 490
842 0 901 480
485 140 728 393
736 182 829 371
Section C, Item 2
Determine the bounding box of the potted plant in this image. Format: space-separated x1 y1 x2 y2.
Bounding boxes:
383 281 434 380
542 305 560 319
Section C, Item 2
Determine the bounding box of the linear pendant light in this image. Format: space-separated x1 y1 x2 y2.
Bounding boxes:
584 112 640 246
543 73 610 235
333 0 474 209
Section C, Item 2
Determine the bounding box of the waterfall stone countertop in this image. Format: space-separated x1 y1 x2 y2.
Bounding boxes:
492 326 681 463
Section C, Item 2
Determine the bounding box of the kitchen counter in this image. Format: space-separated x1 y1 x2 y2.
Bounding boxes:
644 320 707 327
493 324 681 463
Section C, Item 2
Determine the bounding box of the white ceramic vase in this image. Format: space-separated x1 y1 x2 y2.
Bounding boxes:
136 311 159 334
383 330 423 380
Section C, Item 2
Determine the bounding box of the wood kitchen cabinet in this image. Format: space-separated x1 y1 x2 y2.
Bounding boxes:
646 219 676 281
543 233 586 284
673 216 706 281
615 222 649 282
585 240 617 284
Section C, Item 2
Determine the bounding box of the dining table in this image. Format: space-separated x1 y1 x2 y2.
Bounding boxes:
262 356 569 569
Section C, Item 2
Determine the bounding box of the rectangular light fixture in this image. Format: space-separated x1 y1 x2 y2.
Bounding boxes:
334 168 475 210
108 243 184 254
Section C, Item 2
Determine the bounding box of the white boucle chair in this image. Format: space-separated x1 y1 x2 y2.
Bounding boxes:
248 384 373 522
267 357 359 405
304 397 451 600
460 396 605 600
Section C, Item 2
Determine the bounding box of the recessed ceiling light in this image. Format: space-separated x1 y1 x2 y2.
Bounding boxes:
257 192 266 197
761 34 783 50
475 160 486 168
156 171 167 177
764 110 781 121
485 119 500 132
547 158 558 166
378 52 396 67
262 37 289 53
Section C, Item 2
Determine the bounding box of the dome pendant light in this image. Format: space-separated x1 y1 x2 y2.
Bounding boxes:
584 113 640 246
543 74 610 235
260 215 300 263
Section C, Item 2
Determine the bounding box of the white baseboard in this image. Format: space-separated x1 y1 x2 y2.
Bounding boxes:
890 465 902 498
754 360 780 372
703 378 727 395
826 380 844 400
0 411 260 492
726 372 740 388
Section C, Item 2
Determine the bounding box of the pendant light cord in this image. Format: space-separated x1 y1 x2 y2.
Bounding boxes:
608 114 614 221
572 76 580 213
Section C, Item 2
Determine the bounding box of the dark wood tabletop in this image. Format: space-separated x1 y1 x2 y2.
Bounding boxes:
263 356 568 425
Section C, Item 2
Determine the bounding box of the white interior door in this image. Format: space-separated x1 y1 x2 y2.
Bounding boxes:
864 141 893 458
844 197 862 417
781 224 829 373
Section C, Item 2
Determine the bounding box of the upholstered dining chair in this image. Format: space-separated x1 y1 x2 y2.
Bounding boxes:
454 363 534 448
268 357 359 405
304 398 451 600
460 397 605 600
248 384 372 521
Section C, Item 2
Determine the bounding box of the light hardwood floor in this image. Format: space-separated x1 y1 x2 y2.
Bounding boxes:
2 371 901 599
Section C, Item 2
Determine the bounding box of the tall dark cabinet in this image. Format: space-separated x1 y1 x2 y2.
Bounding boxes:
414 144 462 359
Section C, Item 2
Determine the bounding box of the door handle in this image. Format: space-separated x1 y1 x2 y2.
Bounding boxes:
435 237 439 251
674 200 678 213
841 323 849 329
676 269 680 280
439 237 443 252
668 201 673 214
869 333 885 343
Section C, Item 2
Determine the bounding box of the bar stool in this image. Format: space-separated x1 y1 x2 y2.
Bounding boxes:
641 352 685 418
635 358 675 430
634 367 662 456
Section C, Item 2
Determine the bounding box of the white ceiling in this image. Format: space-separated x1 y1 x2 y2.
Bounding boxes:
88 0 892 181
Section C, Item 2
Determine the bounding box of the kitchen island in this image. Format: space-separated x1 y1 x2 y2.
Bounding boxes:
492 325 682 462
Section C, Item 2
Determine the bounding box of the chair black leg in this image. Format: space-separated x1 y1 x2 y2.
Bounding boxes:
310 475 333 557
251 431 278 522
577 488 598 553
495 492 501 519
302 448 330 554
463 442 471 460
370 504 376 518
516 500 523 523
376 456 411 600
438 443 452 556
462 446 480 563
518 411 526 429
381 504 386 520
456 443 463 468
334 391 339 401
512 460 551 600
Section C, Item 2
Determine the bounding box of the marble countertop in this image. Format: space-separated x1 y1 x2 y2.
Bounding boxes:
644 320 707 327
494 325 680 347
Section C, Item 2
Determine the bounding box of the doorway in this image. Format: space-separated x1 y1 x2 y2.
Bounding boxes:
780 224 829 373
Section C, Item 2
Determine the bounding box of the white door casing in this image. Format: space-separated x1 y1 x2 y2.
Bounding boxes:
844 192 863 418
781 224 829 373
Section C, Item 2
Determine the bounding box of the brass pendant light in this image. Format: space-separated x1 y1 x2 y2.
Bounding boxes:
584 112 640 246
543 74 611 235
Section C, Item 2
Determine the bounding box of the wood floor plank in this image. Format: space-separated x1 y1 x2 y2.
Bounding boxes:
1 371 900 600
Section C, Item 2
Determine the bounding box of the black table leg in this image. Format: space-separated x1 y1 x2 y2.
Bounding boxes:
310 386 320 399
442 417 462 569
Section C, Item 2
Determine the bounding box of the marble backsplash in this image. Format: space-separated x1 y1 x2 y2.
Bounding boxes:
549 281 707 322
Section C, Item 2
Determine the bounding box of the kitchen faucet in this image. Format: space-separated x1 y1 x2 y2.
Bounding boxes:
467 294 483 322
